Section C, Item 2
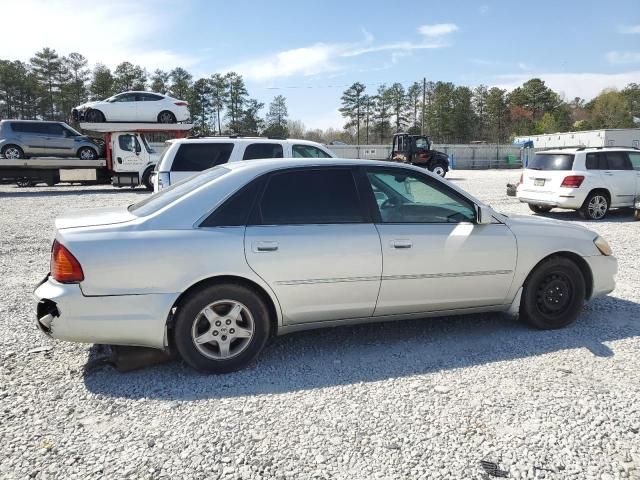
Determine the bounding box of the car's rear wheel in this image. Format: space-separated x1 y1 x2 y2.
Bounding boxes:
529 204 552 214
520 256 586 329
141 167 154 191
77 146 98 160
16 178 35 188
158 111 177 124
173 283 271 373
86 110 105 123
2 145 24 159
579 192 609 220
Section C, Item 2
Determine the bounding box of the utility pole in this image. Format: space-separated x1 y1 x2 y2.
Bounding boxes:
421 77 426 135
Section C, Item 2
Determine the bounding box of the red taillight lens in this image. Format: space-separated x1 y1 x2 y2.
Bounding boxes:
560 175 585 188
51 240 84 283
174 102 188 106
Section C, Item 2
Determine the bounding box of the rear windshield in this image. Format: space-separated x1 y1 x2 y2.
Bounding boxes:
128 166 230 217
528 153 575 171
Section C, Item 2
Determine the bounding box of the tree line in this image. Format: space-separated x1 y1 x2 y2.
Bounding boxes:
1 47 639 145
339 79 640 145
0 48 290 137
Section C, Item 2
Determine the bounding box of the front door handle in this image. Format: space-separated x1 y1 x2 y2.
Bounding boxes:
391 239 412 249
604 171 614 176
254 241 279 252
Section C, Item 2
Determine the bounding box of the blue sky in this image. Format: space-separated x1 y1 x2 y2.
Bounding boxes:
2 0 639 128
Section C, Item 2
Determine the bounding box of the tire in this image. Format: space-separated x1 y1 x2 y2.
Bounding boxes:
579 191 609 220
173 283 271 373
2 145 24 159
77 146 98 160
158 111 177 124
16 178 34 188
431 163 447 178
85 110 105 123
529 204 552 214
635 209 640 221
520 256 586 330
141 167 154 191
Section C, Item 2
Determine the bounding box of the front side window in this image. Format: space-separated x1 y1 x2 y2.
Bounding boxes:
366 169 475 224
118 134 140 152
243 143 283 160
46 123 65 136
628 152 640 170
292 144 332 158
257 169 364 225
171 143 234 172
605 152 632 170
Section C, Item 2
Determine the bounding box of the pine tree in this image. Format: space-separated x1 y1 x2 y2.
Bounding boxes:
89 64 114 100
150 69 170 93
373 85 392 144
113 62 147 91
406 82 422 129
339 82 366 145
264 95 289 137
64 53 89 108
472 85 489 141
169 67 192 99
30 47 61 119
210 73 228 134
225 72 248 133
387 82 408 133
237 99 264 135
189 78 213 132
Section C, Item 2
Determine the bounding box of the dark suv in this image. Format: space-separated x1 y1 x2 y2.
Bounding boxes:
0 120 104 160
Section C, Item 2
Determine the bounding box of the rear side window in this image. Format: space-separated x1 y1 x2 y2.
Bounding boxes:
243 143 283 160
605 152 632 170
11 122 45 134
201 178 264 227
628 152 640 170
171 143 234 172
586 153 607 170
528 154 574 170
140 93 164 101
257 169 365 225
292 144 332 158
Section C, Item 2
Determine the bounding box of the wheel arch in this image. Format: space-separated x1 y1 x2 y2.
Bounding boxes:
585 187 611 204
86 108 105 122
157 110 177 122
166 275 282 342
523 251 594 301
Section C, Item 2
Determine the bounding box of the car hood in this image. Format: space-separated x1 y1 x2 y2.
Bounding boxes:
75 100 102 110
504 214 593 234
55 206 136 230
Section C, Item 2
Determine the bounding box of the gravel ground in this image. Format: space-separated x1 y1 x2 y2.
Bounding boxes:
1 170 639 480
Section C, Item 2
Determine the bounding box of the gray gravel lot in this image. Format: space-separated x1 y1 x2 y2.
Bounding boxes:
1 170 639 480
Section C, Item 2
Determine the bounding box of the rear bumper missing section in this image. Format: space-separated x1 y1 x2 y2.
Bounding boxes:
33 277 178 349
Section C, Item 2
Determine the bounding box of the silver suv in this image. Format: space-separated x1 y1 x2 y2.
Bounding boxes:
0 120 104 160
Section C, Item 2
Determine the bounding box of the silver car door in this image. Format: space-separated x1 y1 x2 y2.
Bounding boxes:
364 167 517 316
244 167 382 324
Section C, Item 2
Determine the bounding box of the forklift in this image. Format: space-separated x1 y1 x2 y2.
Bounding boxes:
389 133 449 177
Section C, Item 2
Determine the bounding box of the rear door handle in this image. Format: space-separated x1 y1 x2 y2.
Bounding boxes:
604 171 614 175
391 239 412 249
254 241 278 252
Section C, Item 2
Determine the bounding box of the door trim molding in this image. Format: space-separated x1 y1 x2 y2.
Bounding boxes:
382 269 513 281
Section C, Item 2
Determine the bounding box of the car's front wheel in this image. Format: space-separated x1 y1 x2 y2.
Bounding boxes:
85 110 105 123
173 283 271 373
520 256 586 329
77 147 98 160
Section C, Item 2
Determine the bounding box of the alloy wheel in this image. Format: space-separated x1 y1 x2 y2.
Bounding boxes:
191 300 255 360
4 147 22 159
587 195 607 220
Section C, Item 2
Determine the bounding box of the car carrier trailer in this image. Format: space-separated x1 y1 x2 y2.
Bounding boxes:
0 123 192 190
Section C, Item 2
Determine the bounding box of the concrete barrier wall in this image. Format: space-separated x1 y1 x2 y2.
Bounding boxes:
327 144 523 169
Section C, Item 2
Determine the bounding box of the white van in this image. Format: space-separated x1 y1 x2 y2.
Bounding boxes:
153 137 334 191
516 147 640 219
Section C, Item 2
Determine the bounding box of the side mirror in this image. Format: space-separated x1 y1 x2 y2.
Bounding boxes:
476 204 494 225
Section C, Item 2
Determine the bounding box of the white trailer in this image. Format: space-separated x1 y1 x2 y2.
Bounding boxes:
0 123 192 189
515 128 640 149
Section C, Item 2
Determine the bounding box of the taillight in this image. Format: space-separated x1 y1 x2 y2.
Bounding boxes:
51 240 84 283
560 175 585 188
174 102 188 106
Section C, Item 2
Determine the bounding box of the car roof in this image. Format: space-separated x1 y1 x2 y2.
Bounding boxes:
166 137 328 146
538 147 637 154
221 157 420 173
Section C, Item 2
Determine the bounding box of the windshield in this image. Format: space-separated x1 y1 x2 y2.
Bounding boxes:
141 134 155 153
128 166 230 217
528 153 575 171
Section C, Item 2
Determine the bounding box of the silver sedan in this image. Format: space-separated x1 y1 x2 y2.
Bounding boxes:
34 159 618 373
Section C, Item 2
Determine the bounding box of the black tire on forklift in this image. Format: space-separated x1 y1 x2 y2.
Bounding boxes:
431 163 447 178
141 167 155 191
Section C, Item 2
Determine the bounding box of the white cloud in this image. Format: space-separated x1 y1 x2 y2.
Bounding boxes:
0 0 200 71
606 51 640 64
618 25 640 34
418 23 459 37
479 5 489 14
493 71 640 100
228 30 450 82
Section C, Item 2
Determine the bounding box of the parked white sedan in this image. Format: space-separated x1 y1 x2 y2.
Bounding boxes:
73 91 190 124
34 159 617 373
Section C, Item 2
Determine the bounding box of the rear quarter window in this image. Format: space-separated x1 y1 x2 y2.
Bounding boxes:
528 154 575 171
171 143 234 172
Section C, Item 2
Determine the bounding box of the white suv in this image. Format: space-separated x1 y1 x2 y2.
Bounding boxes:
517 147 640 220
153 137 334 191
